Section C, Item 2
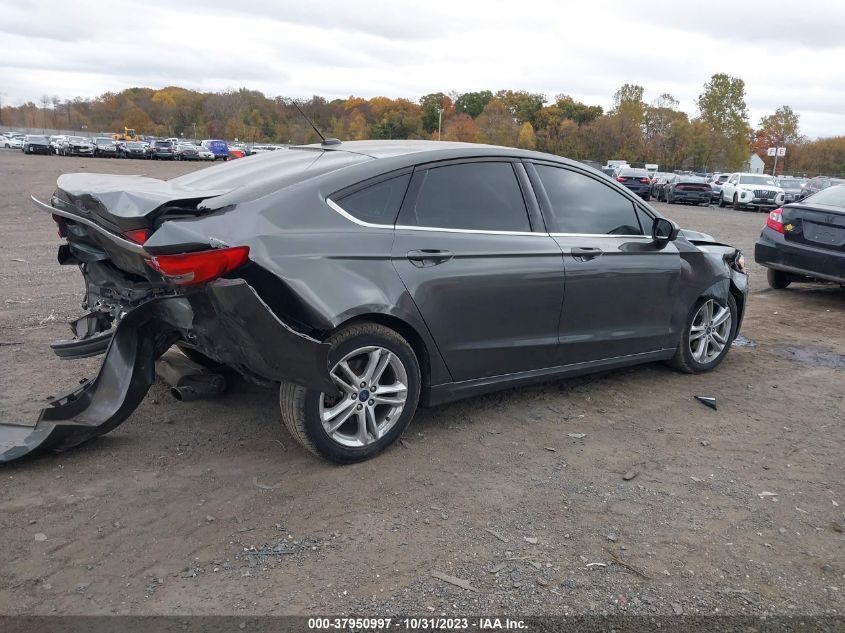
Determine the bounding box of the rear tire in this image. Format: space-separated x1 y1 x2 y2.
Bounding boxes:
767 268 791 289
279 322 421 464
668 294 737 374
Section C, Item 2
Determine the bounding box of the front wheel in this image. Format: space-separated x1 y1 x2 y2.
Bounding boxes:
767 268 791 289
733 195 742 211
279 322 421 463
668 294 737 374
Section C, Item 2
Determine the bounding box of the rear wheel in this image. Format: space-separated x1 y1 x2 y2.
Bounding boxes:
279 322 421 464
668 294 737 374
767 268 791 289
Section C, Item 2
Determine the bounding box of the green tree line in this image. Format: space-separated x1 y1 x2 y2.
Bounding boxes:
2 74 843 175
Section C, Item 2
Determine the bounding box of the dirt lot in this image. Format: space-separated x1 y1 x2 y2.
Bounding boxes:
0 150 843 617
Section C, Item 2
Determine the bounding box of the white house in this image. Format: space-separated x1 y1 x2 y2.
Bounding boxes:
743 153 765 173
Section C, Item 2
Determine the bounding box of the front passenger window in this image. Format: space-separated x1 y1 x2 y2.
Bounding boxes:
534 165 643 235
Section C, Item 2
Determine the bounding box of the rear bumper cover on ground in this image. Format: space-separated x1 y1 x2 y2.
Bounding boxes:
0 279 332 464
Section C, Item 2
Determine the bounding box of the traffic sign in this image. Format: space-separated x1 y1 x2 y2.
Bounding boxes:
777 147 786 156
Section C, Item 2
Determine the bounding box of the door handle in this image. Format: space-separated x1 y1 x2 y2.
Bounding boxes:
570 246 603 261
406 249 454 267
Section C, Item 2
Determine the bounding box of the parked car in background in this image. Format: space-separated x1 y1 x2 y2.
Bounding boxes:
176 143 200 161
121 141 148 159
22 135 51 155
613 167 652 200
708 173 730 203
201 139 229 160
798 176 845 200
777 177 806 204
12 140 748 465
197 146 215 161
664 174 712 205
49 135 67 154
719 173 785 211
650 173 673 200
93 137 120 158
755 184 845 289
149 139 177 160
62 136 95 156
1 135 23 149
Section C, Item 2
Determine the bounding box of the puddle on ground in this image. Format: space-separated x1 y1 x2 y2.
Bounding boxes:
768 345 845 369
732 335 756 348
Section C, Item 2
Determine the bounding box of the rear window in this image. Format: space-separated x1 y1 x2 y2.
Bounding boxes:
28 135 48 142
618 168 649 177
154 141 172 147
400 162 530 232
803 185 845 208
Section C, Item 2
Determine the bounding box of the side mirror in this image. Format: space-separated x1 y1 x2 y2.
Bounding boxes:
652 217 680 242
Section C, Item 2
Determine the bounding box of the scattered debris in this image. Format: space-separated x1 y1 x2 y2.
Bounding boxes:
10 258 26 263
537 578 550 586
604 547 649 579
484 528 509 543
694 395 717 410
831 522 843 534
34 533 47 542
758 491 779 498
699 439 711 447
399 438 412 449
567 433 586 439
489 562 507 574
585 562 607 569
605 533 618 543
431 571 477 592
690 476 704 483
544 447 556 452
523 536 538 544
731 335 756 348
672 602 684 616
205 515 216 522
622 470 638 481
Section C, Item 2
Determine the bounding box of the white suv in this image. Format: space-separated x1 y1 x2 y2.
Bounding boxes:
719 173 785 211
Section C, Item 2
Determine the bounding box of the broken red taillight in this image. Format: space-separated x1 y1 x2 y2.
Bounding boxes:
123 228 150 244
146 245 250 286
766 208 784 234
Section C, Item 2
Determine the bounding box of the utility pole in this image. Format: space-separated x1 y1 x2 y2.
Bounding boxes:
0 91 5 126
437 107 442 141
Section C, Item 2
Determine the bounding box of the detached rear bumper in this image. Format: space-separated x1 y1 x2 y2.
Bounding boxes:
0 279 332 464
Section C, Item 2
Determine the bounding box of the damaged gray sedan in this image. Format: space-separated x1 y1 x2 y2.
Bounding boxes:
2 140 748 464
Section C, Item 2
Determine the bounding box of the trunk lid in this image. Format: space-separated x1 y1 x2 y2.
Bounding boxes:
782 203 845 252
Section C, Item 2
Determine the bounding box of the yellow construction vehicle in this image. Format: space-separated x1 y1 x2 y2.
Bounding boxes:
112 127 140 142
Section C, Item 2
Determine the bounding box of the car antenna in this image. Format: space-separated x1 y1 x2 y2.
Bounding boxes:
289 100 341 147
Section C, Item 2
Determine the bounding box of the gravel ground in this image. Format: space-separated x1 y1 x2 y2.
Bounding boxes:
0 150 843 617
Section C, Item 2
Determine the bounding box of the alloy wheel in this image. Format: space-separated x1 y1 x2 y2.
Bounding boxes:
320 346 408 448
689 299 732 364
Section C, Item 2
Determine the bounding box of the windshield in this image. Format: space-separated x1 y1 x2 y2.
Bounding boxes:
28 136 48 142
739 175 777 186
68 136 85 142
778 179 802 189
803 184 845 208
95 137 113 143
619 168 648 177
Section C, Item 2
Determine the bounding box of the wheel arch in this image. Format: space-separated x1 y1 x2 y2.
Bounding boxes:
332 312 434 398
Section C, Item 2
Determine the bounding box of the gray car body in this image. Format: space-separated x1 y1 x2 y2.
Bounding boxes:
3 141 748 464
120 140 746 404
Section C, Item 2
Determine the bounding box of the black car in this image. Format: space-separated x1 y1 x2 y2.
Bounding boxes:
62 136 95 156
93 137 119 157
614 167 652 200
651 174 672 201
22 134 51 155
755 184 845 288
777 178 805 204
176 143 200 160
149 140 177 160
5 141 748 465
121 141 148 159
798 176 845 201
664 175 712 205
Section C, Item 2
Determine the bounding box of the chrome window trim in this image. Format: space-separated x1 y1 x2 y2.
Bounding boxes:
326 197 649 239
31 195 148 255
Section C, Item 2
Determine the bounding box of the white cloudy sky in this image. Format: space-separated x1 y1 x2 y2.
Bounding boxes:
2 0 844 138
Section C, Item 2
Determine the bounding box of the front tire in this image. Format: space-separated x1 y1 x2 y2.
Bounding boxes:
668 294 737 374
279 322 421 464
767 268 791 289
733 195 742 211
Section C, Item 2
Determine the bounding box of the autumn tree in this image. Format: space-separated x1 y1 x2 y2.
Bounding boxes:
475 99 518 146
441 113 478 142
696 73 750 170
517 122 537 150
454 90 493 118
419 92 451 134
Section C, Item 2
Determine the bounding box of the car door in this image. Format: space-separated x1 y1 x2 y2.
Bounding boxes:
391 159 564 382
527 162 681 365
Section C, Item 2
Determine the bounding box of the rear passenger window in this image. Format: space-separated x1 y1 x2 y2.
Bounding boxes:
534 165 643 235
402 162 530 232
334 173 411 225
